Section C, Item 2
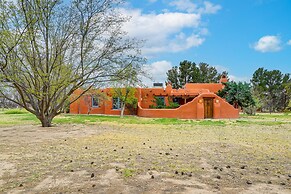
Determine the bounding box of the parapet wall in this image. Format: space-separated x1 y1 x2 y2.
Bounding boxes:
137 97 199 119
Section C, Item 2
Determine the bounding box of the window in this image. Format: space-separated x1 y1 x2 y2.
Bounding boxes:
155 96 165 108
92 96 99 107
173 97 179 103
112 97 121 110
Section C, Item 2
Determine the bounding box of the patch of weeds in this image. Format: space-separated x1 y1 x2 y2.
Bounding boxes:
242 113 291 121
122 168 134 178
198 120 226 126
235 120 250 124
152 118 180 125
255 121 285 126
168 163 177 169
27 172 42 182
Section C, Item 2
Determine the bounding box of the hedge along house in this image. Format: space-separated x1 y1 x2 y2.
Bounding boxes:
70 76 239 119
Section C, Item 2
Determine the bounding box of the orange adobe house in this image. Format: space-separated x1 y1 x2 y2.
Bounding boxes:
70 76 239 119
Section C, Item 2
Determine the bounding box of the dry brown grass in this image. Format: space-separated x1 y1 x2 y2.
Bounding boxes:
0 118 290 193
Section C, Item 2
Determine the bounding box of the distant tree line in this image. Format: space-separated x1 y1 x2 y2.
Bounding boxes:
251 68 290 113
166 60 227 89
166 60 291 113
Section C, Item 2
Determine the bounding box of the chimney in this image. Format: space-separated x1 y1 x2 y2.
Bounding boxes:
219 75 228 83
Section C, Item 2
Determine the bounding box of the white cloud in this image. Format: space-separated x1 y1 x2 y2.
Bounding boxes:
200 1 222 14
121 8 204 54
169 0 221 14
228 75 250 83
120 1 221 55
253 35 282 52
170 33 205 51
287 40 291 45
170 0 198 13
142 60 172 86
214 65 228 73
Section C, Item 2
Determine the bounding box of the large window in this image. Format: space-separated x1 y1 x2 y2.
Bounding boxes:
112 97 121 110
92 96 99 107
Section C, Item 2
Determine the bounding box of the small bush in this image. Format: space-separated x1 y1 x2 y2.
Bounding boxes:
167 102 180 109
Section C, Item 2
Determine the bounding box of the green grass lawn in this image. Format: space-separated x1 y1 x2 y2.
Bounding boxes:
0 108 290 127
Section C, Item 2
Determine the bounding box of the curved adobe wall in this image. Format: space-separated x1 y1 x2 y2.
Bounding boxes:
137 97 199 119
137 93 239 119
214 96 239 119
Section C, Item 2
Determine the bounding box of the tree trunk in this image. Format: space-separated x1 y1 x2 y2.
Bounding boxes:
87 107 91 115
38 115 53 127
120 103 126 118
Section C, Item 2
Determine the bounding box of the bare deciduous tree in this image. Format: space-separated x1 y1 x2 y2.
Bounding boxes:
0 0 144 127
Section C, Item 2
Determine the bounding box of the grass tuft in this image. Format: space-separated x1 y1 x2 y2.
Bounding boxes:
122 168 135 178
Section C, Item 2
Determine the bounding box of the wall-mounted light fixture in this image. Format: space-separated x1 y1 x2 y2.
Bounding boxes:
198 99 203 103
215 99 219 103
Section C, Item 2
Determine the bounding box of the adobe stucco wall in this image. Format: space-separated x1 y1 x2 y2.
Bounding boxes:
197 93 239 119
137 97 199 119
139 88 170 108
70 88 136 115
213 96 239 119
70 83 239 119
137 93 239 119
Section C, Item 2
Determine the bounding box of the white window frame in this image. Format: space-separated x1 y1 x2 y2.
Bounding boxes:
112 97 121 110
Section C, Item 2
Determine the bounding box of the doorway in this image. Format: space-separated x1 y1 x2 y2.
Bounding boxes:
204 98 214 119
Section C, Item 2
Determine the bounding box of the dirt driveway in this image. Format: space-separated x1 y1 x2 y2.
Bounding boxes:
0 123 290 193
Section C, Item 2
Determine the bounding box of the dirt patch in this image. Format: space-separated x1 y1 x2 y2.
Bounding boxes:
99 169 122 186
34 176 73 190
0 161 17 177
240 183 291 194
0 123 290 193
0 180 4 187
0 124 109 144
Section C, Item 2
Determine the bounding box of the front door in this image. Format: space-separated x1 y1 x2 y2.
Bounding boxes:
204 98 213 119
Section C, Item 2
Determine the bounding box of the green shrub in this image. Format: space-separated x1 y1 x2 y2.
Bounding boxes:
150 97 180 109
167 102 180 109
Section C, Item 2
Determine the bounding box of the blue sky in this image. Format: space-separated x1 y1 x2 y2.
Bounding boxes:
121 0 291 84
